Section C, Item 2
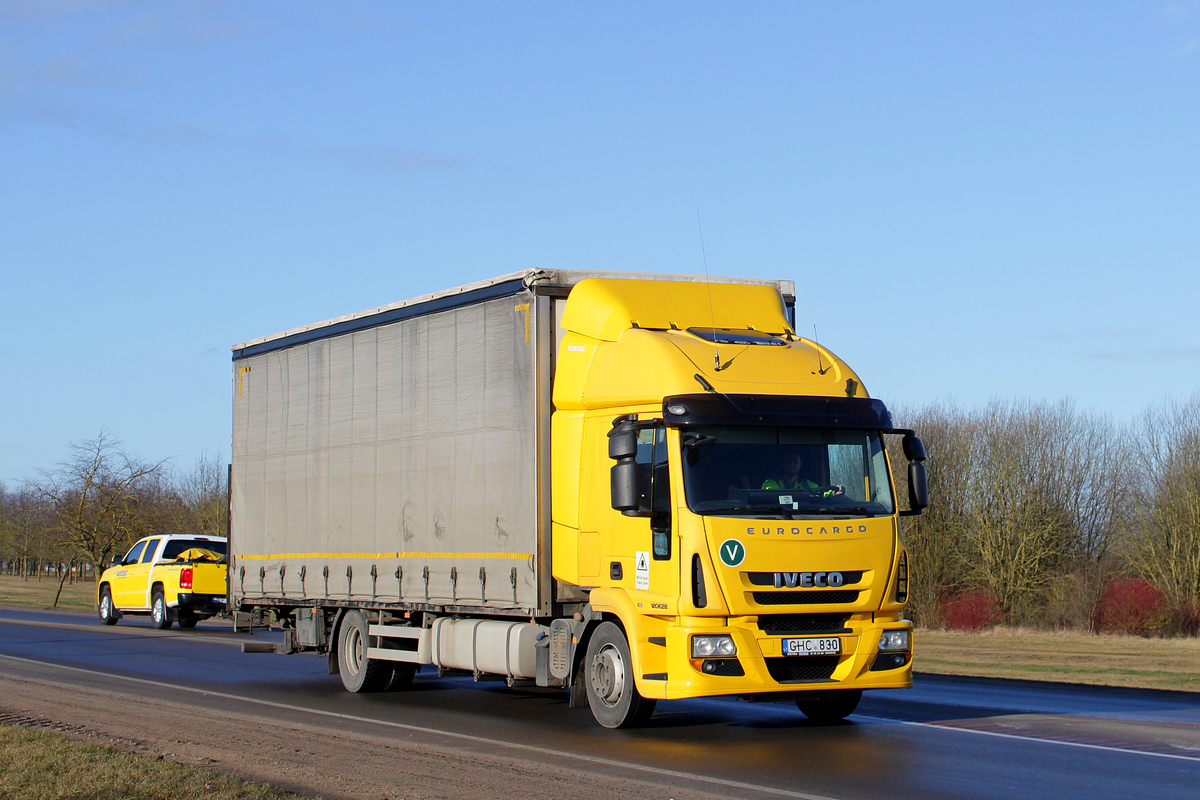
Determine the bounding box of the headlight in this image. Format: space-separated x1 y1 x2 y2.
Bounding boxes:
691 634 737 658
878 630 910 652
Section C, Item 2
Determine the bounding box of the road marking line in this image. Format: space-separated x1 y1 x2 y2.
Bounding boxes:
0 652 836 800
854 714 1200 763
0 616 250 645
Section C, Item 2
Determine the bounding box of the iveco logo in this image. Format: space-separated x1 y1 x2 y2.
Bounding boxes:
774 571 845 589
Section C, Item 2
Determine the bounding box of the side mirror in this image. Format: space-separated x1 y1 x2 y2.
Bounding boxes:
902 434 926 462
898 433 929 516
907 461 929 512
608 422 641 512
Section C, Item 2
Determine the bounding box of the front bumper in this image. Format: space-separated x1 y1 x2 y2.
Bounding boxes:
653 615 912 699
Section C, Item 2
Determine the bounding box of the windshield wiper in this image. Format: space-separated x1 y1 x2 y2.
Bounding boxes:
801 507 870 516
702 505 798 519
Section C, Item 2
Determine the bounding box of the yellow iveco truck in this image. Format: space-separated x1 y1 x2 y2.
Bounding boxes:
230 269 927 728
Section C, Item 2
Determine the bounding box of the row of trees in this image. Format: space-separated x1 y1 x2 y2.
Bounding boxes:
899 395 1200 636
0 432 227 601
5 396 1198 636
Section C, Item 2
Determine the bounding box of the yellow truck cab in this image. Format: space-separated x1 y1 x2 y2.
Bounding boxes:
97 534 228 629
230 270 928 728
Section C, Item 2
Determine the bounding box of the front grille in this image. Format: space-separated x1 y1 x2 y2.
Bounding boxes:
746 571 864 587
752 590 859 606
764 655 839 683
757 614 850 635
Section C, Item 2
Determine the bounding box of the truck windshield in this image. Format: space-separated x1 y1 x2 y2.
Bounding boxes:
680 426 895 518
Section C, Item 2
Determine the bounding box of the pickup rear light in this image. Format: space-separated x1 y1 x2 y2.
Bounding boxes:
180 567 193 589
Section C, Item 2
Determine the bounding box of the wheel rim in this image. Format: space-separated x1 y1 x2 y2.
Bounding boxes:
99 594 111 619
152 598 163 624
343 623 364 676
589 643 626 708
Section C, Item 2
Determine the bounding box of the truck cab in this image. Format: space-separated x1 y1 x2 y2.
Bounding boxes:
550 278 927 725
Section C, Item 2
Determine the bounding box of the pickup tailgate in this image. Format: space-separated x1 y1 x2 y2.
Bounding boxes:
186 563 227 595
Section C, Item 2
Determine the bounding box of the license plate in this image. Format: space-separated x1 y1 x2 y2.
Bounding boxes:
781 637 841 656
211 597 226 605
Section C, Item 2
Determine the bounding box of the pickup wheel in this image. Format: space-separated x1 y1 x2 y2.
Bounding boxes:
583 622 657 728
98 587 118 626
177 607 199 629
337 610 393 693
795 689 861 723
150 588 173 630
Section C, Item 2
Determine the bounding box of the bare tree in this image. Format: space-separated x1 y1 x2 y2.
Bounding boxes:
38 431 166 579
1126 395 1200 620
175 452 228 537
892 403 974 626
898 400 1124 627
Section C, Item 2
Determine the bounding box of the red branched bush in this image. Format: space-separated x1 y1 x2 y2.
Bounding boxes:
1093 577 1169 636
941 589 1003 632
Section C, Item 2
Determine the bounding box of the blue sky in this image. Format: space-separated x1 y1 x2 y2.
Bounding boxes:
2 1 1198 484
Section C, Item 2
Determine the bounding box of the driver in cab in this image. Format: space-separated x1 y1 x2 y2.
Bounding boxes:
763 451 844 497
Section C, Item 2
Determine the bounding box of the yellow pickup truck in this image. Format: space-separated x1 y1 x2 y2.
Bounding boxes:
97 535 228 629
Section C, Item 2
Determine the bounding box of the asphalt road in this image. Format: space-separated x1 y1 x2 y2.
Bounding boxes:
2 606 1199 800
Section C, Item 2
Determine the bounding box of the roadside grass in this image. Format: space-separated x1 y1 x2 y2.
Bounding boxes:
0 574 96 613
916 626 1200 693
0 722 305 800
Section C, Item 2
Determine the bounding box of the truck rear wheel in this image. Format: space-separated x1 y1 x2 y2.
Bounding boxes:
150 588 173 630
177 607 199 629
386 663 417 691
583 622 656 728
796 689 861 723
98 587 118 626
337 610 393 693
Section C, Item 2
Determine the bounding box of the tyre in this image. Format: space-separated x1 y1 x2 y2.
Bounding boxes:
386 662 418 691
177 607 199 629
796 689 861 723
98 587 118 626
583 621 657 728
150 588 173 630
336 610 393 692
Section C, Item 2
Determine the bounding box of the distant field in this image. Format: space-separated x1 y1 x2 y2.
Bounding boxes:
0 573 96 613
916 626 1200 693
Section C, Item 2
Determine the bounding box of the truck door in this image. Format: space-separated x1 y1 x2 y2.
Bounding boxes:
611 425 679 606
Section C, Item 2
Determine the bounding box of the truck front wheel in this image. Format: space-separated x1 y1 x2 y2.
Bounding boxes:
796 689 861 723
150 588 173 630
583 622 656 728
337 610 393 693
98 587 118 626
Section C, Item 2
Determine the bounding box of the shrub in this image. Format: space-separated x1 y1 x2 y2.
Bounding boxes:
1173 597 1199 637
941 589 1003 632
1092 577 1169 636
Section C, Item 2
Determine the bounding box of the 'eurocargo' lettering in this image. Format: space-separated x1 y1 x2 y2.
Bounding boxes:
229 268 930 730
745 525 870 536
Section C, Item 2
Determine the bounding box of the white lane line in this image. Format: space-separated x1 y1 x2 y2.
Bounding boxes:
854 714 1200 763
0 616 249 645
0 653 836 800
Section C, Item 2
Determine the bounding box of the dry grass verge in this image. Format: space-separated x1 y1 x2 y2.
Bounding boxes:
0 721 303 800
0 574 96 613
916 626 1200 692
